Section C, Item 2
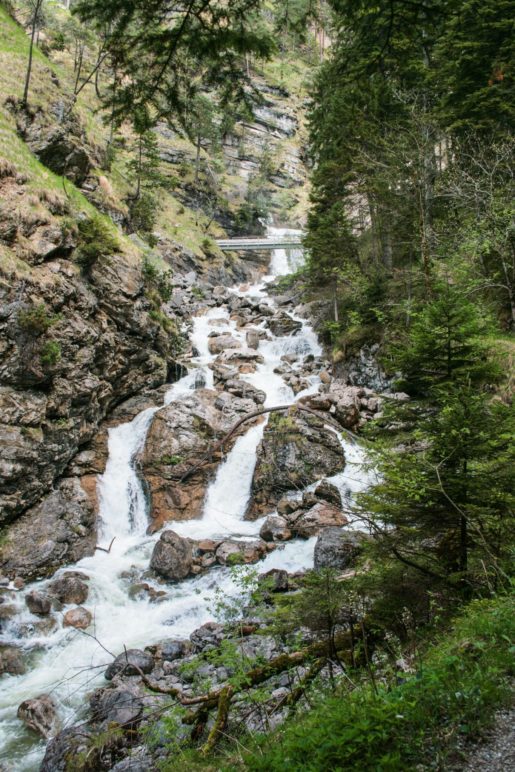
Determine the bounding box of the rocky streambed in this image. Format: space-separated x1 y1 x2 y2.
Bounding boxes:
0 230 400 770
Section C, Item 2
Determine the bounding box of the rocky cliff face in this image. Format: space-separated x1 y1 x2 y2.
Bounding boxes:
0 164 180 578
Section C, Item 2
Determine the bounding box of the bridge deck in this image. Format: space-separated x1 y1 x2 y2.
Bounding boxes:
216 237 304 251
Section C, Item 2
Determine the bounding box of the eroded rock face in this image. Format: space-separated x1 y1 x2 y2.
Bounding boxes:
247 408 345 519
0 479 95 581
17 694 58 739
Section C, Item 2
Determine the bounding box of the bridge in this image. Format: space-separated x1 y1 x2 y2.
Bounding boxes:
216 236 304 251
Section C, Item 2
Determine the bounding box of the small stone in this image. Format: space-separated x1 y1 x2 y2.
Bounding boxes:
0 645 25 675
25 590 51 616
63 607 92 630
259 515 292 542
13 577 25 590
319 369 331 384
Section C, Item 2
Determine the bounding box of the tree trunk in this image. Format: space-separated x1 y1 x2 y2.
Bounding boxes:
22 0 43 107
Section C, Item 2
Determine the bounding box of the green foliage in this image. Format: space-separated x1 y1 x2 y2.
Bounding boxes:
357 289 514 590
39 340 61 367
76 214 119 272
17 303 59 337
243 595 515 771
142 256 173 302
130 190 158 238
160 454 184 466
74 0 274 128
395 285 500 395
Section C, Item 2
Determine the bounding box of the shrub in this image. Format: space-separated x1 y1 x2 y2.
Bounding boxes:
17 304 59 337
142 256 173 302
40 340 61 367
76 215 119 273
244 596 515 772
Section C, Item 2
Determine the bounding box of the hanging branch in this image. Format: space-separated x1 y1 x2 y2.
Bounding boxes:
172 403 357 483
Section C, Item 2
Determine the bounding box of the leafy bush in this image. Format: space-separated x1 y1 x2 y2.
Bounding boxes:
142 256 173 302
76 215 119 273
243 596 514 772
17 304 59 337
39 340 61 367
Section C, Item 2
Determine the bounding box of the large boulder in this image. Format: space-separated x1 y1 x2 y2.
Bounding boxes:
290 503 347 538
40 727 92 772
314 479 342 507
48 572 89 605
141 390 259 529
190 622 225 653
17 694 58 738
150 531 193 581
105 649 154 681
247 408 344 519
314 528 368 570
208 334 241 355
90 688 143 727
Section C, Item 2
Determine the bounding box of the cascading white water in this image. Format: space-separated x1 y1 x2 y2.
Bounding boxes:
0 227 370 770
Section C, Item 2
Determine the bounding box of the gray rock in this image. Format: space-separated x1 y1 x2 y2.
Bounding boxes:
25 590 51 616
259 569 289 593
109 748 156 772
148 639 191 662
40 727 92 771
190 622 225 653
291 503 347 538
259 515 292 542
105 649 154 681
92 689 143 726
150 531 193 581
314 528 367 570
268 312 302 337
48 573 89 605
314 479 342 508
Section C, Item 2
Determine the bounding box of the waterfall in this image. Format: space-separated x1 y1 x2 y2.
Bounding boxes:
0 227 370 770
